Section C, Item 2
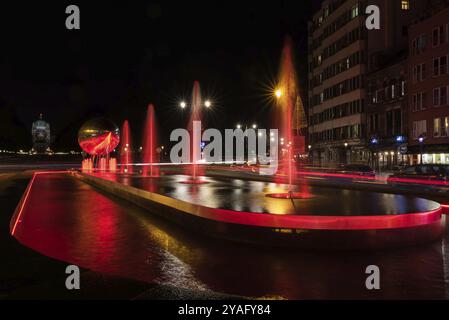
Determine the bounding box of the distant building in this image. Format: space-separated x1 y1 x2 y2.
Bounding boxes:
366 57 408 170
307 0 431 166
32 114 51 153
407 4 449 164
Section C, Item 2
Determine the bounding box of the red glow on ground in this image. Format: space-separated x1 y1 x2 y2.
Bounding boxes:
441 204 449 214
266 192 315 199
179 179 209 185
10 171 69 236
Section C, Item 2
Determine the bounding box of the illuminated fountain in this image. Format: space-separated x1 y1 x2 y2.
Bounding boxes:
78 118 120 172
267 36 309 199
142 104 160 177
181 81 207 184
64 38 444 252
120 120 133 174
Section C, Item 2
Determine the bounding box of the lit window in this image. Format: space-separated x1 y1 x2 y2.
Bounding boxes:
401 0 410 10
412 120 427 140
444 117 449 137
351 4 359 18
434 118 441 137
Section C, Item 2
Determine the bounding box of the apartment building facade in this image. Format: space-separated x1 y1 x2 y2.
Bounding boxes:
366 58 408 170
308 0 429 166
407 4 449 164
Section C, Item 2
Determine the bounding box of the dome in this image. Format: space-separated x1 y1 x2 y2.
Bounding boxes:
78 118 120 155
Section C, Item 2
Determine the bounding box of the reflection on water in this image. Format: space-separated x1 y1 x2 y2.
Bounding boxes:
93 173 440 216
14 174 449 299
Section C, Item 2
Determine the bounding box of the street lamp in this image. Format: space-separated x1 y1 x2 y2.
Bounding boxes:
236 124 242 129
252 124 257 129
370 137 379 172
418 135 425 164
275 89 282 99
180 101 186 109
204 100 212 108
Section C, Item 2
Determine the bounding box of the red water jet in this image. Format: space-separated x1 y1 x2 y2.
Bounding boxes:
120 120 133 174
182 81 207 184
142 104 160 177
268 36 308 199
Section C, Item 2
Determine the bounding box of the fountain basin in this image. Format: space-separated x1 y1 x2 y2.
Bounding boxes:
73 172 444 250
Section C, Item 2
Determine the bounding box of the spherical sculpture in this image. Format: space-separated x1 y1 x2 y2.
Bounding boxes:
78 118 120 156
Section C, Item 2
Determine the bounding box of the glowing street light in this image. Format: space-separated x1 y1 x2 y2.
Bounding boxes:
275 89 282 99
180 101 186 109
252 124 257 129
236 124 242 129
204 100 212 108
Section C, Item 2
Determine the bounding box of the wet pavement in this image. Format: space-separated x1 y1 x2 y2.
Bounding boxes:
11 172 449 299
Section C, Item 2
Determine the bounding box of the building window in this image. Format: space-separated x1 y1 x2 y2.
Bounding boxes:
434 118 441 137
412 92 426 111
441 56 447 75
401 0 410 10
394 108 402 135
433 26 445 47
444 117 449 137
433 27 439 47
433 88 439 106
401 80 406 96
413 64 426 82
442 87 448 106
433 56 448 76
434 117 449 137
413 120 427 139
413 35 427 55
351 4 359 19
434 87 448 106
433 58 439 76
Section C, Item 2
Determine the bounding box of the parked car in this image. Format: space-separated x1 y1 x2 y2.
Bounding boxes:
387 164 449 185
336 164 376 177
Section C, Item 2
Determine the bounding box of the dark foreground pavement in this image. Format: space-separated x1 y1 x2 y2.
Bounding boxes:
0 173 240 300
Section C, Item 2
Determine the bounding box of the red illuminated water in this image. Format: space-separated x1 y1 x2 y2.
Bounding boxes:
142 104 160 177
120 120 133 174
11 173 449 299
183 81 206 184
270 37 307 198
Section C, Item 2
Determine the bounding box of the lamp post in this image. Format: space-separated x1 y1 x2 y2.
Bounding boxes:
308 145 312 165
418 135 425 164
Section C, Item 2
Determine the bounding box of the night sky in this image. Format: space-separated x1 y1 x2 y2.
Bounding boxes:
0 1 321 150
